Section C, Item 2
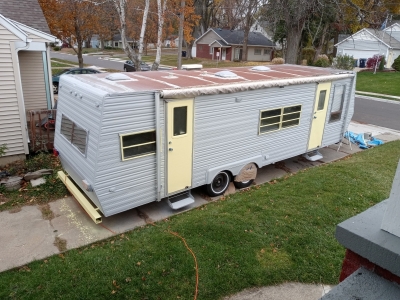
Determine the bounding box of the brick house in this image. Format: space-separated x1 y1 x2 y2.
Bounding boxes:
194 28 275 62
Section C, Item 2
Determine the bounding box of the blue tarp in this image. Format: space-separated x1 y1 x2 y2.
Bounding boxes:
344 131 384 149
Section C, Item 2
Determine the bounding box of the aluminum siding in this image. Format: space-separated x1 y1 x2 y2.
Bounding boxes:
321 78 355 147
192 83 316 187
95 92 158 216
54 76 105 210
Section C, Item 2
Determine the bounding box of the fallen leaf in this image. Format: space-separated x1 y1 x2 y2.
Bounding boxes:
111 290 116 294
125 277 131 283
137 262 141 266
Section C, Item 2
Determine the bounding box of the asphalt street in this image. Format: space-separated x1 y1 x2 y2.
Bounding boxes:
353 97 400 131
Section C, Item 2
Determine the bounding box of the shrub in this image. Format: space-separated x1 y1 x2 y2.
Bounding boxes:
0 144 7 157
314 58 330 68
379 56 386 71
366 55 383 69
272 57 285 64
392 55 400 71
302 47 315 65
332 54 354 70
53 46 60 51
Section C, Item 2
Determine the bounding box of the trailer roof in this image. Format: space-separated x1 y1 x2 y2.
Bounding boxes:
61 64 355 98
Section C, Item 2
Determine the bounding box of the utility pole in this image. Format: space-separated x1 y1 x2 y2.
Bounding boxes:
177 0 185 70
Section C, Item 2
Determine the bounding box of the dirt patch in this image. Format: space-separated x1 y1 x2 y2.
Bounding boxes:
39 204 55 220
136 208 154 224
9 207 22 213
53 236 67 252
274 161 292 173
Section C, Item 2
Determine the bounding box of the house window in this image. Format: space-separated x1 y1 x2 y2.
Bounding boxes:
60 114 88 155
120 130 156 160
329 85 346 122
259 105 302 134
114 42 118 47
254 48 261 55
209 47 213 54
264 49 271 55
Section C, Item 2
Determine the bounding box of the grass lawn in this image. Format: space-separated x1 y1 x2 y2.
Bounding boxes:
1 142 399 299
356 71 400 97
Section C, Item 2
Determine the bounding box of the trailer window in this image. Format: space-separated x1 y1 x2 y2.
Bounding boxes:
330 85 345 122
120 130 156 160
60 115 88 155
173 106 187 136
259 105 301 134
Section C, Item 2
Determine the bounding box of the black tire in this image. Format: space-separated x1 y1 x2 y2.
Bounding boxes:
53 83 58 94
206 171 230 197
233 179 254 189
124 67 127 72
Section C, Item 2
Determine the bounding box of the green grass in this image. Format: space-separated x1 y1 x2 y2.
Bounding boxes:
51 61 73 68
1 142 399 299
356 71 400 98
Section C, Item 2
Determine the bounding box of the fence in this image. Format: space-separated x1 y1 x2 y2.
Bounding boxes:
28 109 57 152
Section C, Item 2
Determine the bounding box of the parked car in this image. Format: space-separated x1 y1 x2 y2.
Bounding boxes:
52 68 101 94
123 60 151 72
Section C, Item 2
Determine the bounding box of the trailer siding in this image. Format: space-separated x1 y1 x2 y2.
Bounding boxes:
192 83 316 187
322 78 355 147
54 77 104 209
95 92 158 216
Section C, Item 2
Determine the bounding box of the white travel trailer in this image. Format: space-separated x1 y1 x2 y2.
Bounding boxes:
54 65 356 223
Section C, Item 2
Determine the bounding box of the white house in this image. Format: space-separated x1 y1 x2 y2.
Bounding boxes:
0 10 57 164
335 23 400 68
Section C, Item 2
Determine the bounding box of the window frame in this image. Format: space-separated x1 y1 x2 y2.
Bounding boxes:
119 129 156 161
59 114 89 156
259 105 302 135
329 85 346 123
254 48 262 55
209 46 213 55
264 49 271 56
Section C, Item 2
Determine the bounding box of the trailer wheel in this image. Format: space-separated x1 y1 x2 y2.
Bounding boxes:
206 171 230 197
233 179 254 189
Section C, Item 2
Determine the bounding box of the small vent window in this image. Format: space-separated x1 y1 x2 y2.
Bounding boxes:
60 114 88 155
259 105 301 134
330 85 346 122
120 130 156 160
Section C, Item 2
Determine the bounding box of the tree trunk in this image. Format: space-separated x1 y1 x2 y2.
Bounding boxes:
137 0 150 67
314 23 329 61
285 23 304 64
242 29 249 62
152 0 167 70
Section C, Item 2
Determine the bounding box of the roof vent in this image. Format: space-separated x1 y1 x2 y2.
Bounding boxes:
105 73 131 81
215 70 238 78
251 66 271 71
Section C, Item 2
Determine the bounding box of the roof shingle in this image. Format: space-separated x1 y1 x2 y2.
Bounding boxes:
0 0 50 34
211 28 275 47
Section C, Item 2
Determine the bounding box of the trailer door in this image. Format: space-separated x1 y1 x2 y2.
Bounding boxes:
167 99 194 194
308 82 331 150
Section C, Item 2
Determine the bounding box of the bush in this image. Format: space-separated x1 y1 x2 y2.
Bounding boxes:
272 57 285 64
53 46 60 51
332 54 354 70
302 47 315 65
379 56 386 71
0 144 7 157
314 58 330 68
392 55 400 71
366 55 383 69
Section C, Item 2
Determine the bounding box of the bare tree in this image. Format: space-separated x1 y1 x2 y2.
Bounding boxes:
112 0 150 70
152 0 168 70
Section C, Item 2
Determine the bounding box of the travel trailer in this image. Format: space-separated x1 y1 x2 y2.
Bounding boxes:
54 65 356 223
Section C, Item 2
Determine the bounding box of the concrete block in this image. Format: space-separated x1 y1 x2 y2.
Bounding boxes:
30 177 46 187
321 267 400 300
336 200 400 278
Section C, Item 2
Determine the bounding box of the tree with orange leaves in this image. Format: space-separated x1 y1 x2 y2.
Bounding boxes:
39 0 99 67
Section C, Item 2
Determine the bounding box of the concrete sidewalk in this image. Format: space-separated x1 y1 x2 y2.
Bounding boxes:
1 121 399 299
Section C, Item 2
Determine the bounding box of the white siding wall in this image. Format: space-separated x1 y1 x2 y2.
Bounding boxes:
0 24 25 156
18 51 47 111
246 47 272 61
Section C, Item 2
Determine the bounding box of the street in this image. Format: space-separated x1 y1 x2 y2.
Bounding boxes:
353 97 400 131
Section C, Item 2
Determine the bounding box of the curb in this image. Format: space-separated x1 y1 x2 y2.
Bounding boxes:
355 94 400 105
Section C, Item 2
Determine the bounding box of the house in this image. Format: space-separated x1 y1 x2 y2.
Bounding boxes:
335 23 400 68
194 28 275 61
104 34 135 49
0 0 57 165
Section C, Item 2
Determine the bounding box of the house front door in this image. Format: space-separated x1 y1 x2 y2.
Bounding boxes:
167 99 194 194
308 82 331 150
222 48 226 60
